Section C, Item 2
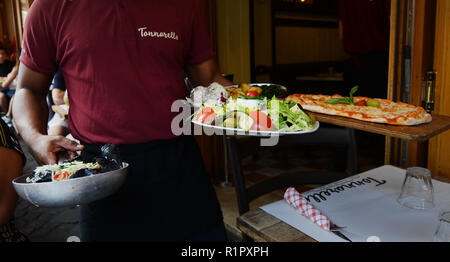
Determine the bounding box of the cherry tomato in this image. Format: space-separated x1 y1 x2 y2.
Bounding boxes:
195 107 216 124
245 90 260 97
249 111 275 131
355 100 367 106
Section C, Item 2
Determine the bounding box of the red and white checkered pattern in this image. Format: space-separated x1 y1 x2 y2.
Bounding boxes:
284 187 331 231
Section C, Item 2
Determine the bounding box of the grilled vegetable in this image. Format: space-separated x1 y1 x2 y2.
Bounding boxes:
367 99 381 107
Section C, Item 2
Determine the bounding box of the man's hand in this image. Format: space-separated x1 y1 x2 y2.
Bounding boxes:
29 134 84 165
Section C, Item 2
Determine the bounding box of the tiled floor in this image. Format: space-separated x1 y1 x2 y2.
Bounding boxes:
11 129 383 242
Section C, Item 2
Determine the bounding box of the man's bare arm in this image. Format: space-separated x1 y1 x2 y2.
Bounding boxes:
13 64 51 137
185 58 233 88
12 64 83 165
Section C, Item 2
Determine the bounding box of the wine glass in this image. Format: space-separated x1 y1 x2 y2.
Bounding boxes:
434 210 450 242
397 167 435 210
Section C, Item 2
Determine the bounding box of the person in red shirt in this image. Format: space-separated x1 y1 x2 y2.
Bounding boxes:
14 0 232 241
339 0 391 99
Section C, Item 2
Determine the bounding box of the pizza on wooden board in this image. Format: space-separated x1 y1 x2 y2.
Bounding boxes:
286 87 432 126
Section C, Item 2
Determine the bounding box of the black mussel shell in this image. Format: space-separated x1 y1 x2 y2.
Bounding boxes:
29 170 53 183
71 168 100 179
100 144 122 167
94 157 120 173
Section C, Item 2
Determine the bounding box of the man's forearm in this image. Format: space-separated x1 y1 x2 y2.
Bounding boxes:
186 58 233 88
12 88 49 144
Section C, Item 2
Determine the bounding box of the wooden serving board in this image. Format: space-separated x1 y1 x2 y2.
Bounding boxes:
308 112 450 141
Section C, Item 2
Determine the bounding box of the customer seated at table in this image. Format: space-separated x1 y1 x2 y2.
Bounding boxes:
1 62 19 126
0 118 28 242
0 46 16 117
48 90 69 137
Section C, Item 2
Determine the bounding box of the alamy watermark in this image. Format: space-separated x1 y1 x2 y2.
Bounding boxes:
170 99 280 146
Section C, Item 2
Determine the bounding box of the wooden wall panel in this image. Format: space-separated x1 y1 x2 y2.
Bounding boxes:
275 26 348 64
386 0 410 166
406 0 436 168
216 0 251 84
253 0 272 83
428 0 450 178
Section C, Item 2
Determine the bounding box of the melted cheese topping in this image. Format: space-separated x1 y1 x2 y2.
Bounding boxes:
287 94 432 125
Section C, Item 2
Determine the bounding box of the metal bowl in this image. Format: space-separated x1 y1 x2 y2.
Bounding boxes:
12 163 129 208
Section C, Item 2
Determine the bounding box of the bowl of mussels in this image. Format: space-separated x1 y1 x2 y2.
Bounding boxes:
12 144 129 208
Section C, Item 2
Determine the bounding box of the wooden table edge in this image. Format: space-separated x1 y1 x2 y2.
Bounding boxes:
237 208 316 242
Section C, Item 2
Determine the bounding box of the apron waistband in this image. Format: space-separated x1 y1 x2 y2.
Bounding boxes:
80 135 189 156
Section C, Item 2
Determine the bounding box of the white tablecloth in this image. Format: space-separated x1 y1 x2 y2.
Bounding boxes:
261 165 450 242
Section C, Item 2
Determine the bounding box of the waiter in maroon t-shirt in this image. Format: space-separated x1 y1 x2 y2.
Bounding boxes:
13 0 232 241
339 0 391 99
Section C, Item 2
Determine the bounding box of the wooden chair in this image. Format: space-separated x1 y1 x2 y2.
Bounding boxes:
225 127 358 216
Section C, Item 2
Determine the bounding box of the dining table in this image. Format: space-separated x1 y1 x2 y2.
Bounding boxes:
237 173 450 242
231 111 450 242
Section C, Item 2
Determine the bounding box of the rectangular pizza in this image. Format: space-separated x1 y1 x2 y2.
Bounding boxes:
286 94 432 126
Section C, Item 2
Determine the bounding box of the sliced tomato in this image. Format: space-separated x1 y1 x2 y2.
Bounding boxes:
195 107 216 124
249 111 275 131
53 171 70 182
245 90 260 97
355 100 367 106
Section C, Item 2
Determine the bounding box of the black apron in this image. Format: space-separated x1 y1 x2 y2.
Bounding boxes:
78 136 225 242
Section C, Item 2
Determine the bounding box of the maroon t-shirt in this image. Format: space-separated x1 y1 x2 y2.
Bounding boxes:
21 0 214 145
339 0 391 55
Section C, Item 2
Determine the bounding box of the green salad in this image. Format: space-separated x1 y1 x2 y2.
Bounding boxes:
267 97 316 132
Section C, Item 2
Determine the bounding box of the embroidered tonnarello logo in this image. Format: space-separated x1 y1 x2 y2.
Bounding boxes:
138 27 179 40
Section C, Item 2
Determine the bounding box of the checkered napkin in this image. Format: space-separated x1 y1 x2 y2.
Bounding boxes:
284 187 331 231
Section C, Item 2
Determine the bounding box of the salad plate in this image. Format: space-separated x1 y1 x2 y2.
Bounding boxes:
192 119 320 137
189 82 320 137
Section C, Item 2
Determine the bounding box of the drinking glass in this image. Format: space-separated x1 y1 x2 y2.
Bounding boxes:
434 210 450 242
397 167 435 210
